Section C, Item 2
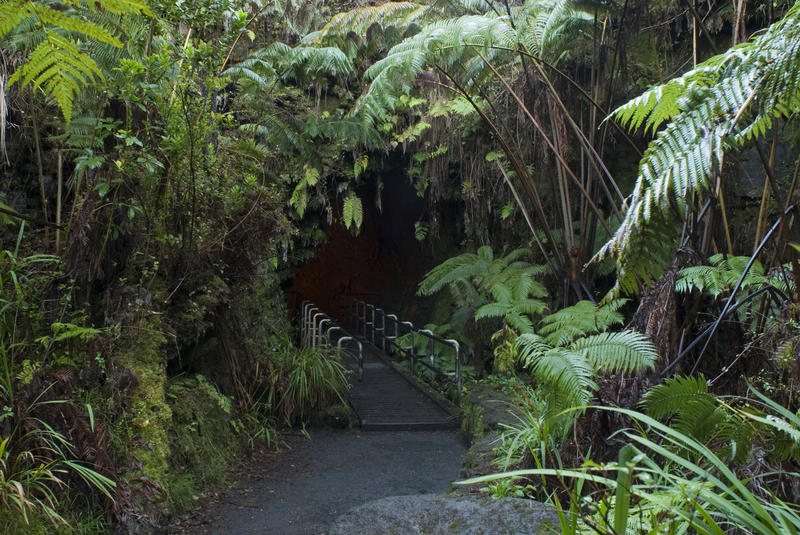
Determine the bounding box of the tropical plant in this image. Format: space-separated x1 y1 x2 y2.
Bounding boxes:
311 0 621 294
418 245 548 332
1 0 153 122
265 340 350 424
515 300 658 421
462 402 800 535
597 2 800 297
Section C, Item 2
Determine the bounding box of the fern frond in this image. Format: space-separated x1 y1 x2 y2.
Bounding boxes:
474 302 508 320
239 114 313 159
676 253 767 297
3 0 152 122
519 0 594 62
317 2 432 40
569 330 658 375
505 311 535 334
342 193 364 230
611 63 720 134
597 3 800 295
0 0 29 37
521 344 597 408
640 375 712 420
539 300 625 346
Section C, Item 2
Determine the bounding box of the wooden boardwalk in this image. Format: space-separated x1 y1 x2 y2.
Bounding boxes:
340 342 459 431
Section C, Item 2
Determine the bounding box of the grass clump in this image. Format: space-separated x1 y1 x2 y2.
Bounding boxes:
260 338 350 425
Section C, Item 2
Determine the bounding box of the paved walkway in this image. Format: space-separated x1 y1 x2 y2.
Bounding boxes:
343 342 458 431
179 428 466 534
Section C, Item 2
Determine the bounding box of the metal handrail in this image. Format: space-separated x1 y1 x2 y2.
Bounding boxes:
351 298 461 404
296 298 363 381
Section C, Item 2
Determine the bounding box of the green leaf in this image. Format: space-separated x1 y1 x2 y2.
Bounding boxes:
343 193 363 230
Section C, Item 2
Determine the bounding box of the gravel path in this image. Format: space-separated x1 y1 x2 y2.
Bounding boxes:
176 427 467 534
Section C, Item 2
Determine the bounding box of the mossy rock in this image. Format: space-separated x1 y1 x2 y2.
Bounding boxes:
166 374 240 512
116 316 172 532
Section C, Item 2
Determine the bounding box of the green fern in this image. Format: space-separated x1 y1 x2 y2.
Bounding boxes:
570 331 659 374
2 0 152 122
641 375 763 464
597 3 800 296
348 1 592 124
474 273 548 333
676 254 769 298
516 327 657 419
316 2 432 42
641 375 713 420
342 193 363 231
537 299 626 346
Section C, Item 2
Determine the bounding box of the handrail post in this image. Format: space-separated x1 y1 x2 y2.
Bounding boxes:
419 329 435 376
318 318 332 348
301 301 313 344
305 306 319 347
327 325 345 346
445 339 461 405
338 336 364 381
401 321 415 375
385 314 398 355
366 304 374 341
311 312 325 348
375 308 385 351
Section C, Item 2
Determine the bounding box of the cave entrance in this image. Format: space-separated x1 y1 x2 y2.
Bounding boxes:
289 172 435 325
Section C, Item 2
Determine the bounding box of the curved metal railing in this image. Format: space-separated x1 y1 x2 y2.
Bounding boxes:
350 299 461 404
299 300 364 381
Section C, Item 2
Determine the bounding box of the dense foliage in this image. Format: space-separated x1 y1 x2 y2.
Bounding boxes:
2 0 800 532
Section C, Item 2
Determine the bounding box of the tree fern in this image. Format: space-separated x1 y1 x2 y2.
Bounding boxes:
570 331 658 375
519 341 598 409
641 375 713 421
538 299 626 346
2 0 152 122
640 376 766 464
597 3 800 296
676 254 769 298
516 313 657 418
474 275 548 333
316 2 432 42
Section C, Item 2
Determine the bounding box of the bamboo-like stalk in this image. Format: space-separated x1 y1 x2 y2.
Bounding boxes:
477 53 614 237
55 145 63 255
32 106 50 243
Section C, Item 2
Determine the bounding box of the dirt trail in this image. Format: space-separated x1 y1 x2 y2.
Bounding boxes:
173 427 467 535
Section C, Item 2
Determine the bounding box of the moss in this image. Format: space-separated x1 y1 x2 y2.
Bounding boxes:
460 397 485 442
118 316 172 515
166 374 240 513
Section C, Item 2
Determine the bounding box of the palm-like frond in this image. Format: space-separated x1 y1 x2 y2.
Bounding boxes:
597 3 800 296
516 336 597 408
676 253 768 297
641 375 756 463
518 0 594 61
641 375 712 420
2 0 152 122
569 331 658 375
538 299 626 346
317 2 432 41
358 14 517 122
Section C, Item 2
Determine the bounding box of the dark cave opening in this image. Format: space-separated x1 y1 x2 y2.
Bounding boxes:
289 171 454 325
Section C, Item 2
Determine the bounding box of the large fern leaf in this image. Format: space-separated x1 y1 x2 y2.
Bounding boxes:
517 338 597 409
569 330 658 375
3 0 152 122
641 375 713 420
597 3 800 296
538 299 626 346
676 254 768 297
